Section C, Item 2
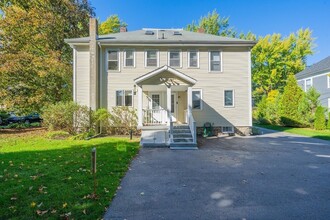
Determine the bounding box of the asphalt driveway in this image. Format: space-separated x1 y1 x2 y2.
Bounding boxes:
104 128 330 220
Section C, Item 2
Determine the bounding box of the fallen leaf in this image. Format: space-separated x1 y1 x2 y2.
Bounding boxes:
51 209 57 214
10 197 17 201
82 209 87 215
62 202 67 208
31 202 36 208
29 186 33 191
37 202 43 208
36 210 48 216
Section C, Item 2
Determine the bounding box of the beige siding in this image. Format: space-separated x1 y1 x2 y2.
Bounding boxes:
99 46 251 127
76 46 90 107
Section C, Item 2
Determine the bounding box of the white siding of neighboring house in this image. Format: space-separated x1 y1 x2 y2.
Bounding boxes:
75 46 90 107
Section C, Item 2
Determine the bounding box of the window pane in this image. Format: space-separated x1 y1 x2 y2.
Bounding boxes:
192 91 201 109
147 58 157 66
169 51 180 67
170 52 180 59
108 51 118 60
224 90 233 106
170 59 180 67
116 90 123 106
211 51 220 61
125 90 132 106
126 59 134 67
125 50 133 59
189 52 198 67
108 61 118 70
151 94 160 109
211 61 220 71
147 51 157 59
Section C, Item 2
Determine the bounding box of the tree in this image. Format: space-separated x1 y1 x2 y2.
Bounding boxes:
306 87 320 115
327 112 330 129
252 29 314 100
279 74 305 126
98 15 127 35
0 1 94 114
185 9 236 37
314 106 326 130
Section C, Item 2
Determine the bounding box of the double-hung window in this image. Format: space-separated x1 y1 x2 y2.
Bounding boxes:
192 89 202 110
116 90 133 106
305 78 312 91
209 51 221 72
108 50 119 71
168 50 181 67
224 90 234 107
188 50 199 68
124 50 135 67
145 50 158 67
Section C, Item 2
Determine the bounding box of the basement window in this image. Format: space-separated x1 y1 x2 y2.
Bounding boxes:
222 126 234 133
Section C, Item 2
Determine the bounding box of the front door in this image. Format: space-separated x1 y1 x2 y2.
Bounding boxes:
171 93 177 122
149 93 164 124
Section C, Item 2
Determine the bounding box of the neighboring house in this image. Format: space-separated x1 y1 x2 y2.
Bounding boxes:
65 18 256 149
296 56 330 108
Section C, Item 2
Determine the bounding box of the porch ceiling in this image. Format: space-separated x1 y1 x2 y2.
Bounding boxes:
134 65 197 86
142 85 188 91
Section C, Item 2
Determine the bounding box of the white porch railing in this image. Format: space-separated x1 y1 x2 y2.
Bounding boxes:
187 107 197 144
143 109 167 125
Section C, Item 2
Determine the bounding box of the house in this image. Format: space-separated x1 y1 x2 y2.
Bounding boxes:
65 18 256 149
296 56 330 108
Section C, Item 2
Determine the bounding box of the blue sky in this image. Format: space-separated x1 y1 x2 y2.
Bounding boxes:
90 0 330 65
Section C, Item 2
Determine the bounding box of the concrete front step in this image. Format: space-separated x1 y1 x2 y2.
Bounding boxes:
173 138 193 142
172 129 191 133
173 133 192 138
173 126 189 129
170 142 198 150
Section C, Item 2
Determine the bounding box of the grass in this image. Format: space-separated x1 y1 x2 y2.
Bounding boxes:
256 124 330 141
0 129 140 219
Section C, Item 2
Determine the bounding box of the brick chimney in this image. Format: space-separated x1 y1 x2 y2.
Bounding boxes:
89 17 99 110
197 28 205 33
120 26 127 32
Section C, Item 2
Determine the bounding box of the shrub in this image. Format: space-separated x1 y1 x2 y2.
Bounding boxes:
46 131 71 140
94 108 111 134
42 102 91 135
280 74 305 127
70 131 95 140
6 122 30 129
327 112 330 130
314 106 326 130
30 122 41 127
108 107 138 135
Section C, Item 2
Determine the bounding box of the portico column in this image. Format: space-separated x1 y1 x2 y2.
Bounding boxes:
187 86 192 118
137 86 143 127
167 86 172 126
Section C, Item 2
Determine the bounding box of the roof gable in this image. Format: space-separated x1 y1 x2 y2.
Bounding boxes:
296 56 330 79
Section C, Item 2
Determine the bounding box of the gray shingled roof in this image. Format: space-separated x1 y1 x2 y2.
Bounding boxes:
65 29 256 45
296 56 330 79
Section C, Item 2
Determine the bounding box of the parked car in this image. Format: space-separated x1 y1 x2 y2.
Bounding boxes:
7 113 25 124
24 112 43 124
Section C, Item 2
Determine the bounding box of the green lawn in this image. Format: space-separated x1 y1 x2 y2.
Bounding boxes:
0 129 140 219
256 124 330 141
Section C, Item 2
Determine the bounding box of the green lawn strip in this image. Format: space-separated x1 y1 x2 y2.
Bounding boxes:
0 135 140 219
255 124 330 141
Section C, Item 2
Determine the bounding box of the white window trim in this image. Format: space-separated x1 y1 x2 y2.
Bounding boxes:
224 89 235 108
304 78 313 91
208 50 223 73
192 88 203 111
144 49 159 68
328 98 330 109
327 75 330 89
123 49 135 68
167 49 182 68
106 49 121 72
115 90 134 107
187 50 199 68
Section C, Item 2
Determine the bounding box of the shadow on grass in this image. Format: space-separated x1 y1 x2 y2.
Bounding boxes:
0 139 139 219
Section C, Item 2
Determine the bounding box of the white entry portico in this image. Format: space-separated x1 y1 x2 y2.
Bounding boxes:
134 65 198 148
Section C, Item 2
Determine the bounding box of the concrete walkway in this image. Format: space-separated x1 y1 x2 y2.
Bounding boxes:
104 128 330 220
